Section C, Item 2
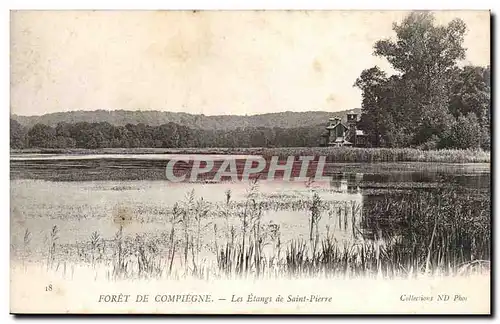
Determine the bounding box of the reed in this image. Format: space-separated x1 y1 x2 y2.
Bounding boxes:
261 147 490 163
89 231 102 268
111 225 126 279
20 228 32 268
46 225 59 271
26 181 489 281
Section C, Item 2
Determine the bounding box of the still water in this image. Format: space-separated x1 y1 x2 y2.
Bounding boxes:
10 154 491 264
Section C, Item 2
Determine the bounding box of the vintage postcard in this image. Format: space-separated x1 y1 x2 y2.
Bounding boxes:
10 10 491 314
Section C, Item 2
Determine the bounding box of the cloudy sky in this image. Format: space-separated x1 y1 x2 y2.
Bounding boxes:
10 10 490 116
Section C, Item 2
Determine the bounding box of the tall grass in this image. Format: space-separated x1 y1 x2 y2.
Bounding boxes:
359 188 490 277
261 147 490 163
15 182 490 280
46 225 59 270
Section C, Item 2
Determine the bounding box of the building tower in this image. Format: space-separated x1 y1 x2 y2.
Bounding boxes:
346 113 358 145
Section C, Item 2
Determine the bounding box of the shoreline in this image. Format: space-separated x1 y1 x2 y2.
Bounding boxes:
10 147 491 164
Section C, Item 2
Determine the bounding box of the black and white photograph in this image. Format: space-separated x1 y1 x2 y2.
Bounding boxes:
9 10 491 314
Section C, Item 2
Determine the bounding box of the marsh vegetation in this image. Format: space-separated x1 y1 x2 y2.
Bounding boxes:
11 170 490 281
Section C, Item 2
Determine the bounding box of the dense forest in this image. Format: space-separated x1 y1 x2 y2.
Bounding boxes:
10 119 327 149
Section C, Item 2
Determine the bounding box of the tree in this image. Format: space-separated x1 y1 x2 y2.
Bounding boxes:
354 11 490 149
27 123 56 148
442 113 482 149
448 65 491 149
354 67 389 146
374 12 466 78
10 119 26 149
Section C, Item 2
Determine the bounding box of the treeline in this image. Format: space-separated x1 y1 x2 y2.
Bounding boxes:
10 114 489 150
354 12 490 150
12 109 360 130
10 119 326 149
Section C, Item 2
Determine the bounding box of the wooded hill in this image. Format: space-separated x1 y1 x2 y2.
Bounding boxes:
11 109 361 130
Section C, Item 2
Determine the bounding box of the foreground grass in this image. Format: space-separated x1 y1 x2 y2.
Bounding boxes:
12 184 490 281
11 147 490 163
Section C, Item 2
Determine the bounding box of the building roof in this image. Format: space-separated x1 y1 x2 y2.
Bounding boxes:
326 123 347 130
355 130 366 136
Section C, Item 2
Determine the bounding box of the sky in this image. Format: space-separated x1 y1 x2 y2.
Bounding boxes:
10 10 490 117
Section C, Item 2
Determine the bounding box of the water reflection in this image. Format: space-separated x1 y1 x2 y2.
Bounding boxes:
10 154 490 246
322 170 490 245
330 172 363 194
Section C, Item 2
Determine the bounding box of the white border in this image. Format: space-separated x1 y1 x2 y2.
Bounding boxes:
2 1 496 10
1 1 497 323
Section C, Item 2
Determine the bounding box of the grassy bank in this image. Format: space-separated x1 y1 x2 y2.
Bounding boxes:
260 147 490 163
11 147 490 163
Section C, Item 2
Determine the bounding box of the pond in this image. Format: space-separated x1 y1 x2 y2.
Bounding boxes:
10 154 491 279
